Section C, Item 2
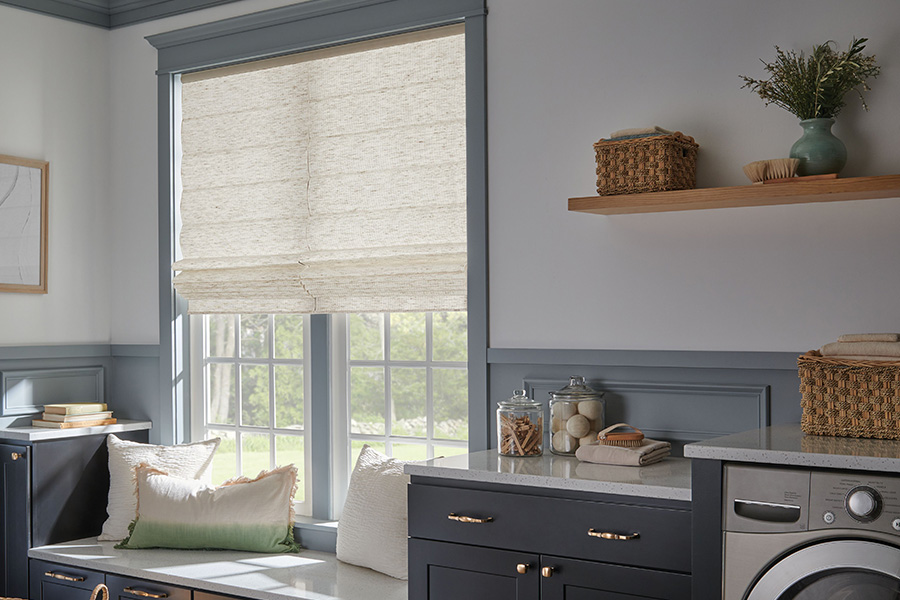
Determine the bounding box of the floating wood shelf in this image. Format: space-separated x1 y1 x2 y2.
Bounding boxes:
568 174 900 215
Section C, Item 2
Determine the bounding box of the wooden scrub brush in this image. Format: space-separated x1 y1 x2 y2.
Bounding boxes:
596 423 645 447
742 158 800 183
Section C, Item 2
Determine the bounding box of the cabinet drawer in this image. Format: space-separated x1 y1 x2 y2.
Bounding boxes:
106 574 191 600
30 559 105 600
408 484 691 573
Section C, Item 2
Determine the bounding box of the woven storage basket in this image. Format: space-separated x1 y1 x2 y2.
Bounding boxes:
593 132 698 195
799 351 900 439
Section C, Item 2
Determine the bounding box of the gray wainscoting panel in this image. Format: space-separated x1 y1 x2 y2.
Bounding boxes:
489 349 801 456
2 366 105 416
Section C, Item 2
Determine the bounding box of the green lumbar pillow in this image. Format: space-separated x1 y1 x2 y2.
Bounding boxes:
117 463 300 553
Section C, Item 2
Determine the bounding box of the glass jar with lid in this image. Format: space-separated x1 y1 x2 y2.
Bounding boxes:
497 390 543 457
548 376 605 455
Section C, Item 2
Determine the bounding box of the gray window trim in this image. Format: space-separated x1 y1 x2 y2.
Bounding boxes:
150 0 490 475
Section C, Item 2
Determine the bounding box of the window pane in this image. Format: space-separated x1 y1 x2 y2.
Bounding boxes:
274 315 303 359
208 363 235 425
275 435 305 503
391 367 426 437
274 365 303 429
241 433 270 477
351 440 386 469
433 444 468 458
391 442 427 461
240 314 269 358
241 364 270 427
208 315 236 357
390 313 426 361
350 366 385 435
349 313 384 360
433 367 467 441
208 429 236 485
433 311 467 362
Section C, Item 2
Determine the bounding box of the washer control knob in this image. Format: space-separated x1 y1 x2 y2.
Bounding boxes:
893 518 900 531
846 486 882 522
823 511 835 524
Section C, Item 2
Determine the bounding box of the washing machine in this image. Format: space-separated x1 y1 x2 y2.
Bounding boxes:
723 464 900 599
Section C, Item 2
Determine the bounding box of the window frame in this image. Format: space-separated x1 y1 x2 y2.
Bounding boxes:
150 0 488 525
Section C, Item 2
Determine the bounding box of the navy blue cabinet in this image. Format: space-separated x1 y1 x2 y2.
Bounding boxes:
408 478 691 600
2 429 148 599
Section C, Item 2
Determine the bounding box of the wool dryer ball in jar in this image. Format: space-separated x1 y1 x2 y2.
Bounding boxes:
579 432 598 447
551 401 578 421
577 400 604 422
552 431 577 453
550 416 566 433
565 414 591 438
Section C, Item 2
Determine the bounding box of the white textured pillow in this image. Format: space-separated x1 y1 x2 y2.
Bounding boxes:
99 434 220 541
336 445 410 580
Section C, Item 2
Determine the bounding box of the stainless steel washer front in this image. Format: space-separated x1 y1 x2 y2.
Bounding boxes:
723 465 900 600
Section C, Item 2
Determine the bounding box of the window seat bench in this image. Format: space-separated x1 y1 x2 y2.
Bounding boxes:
29 538 407 600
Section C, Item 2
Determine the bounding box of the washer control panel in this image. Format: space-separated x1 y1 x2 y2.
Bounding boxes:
811 471 900 534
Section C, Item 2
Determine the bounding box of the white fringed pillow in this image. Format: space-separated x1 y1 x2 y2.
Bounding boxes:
336 445 410 580
99 434 220 541
117 463 300 553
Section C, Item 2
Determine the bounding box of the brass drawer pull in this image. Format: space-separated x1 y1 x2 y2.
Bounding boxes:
516 563 529 574
11 452 24 461
123 587 169 598
44 571 85 582
541 566 555 578
448 513 493 524
588 529 640 541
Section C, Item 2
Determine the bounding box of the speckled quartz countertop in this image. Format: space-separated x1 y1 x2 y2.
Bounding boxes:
0 420 151 441
404 449 692 502
685 423 900 472
30 538 406 600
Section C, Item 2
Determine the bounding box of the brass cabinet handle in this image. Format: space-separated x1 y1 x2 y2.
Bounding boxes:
516 563 529 574
588 528 640 541
541 566 554 578
11 452 24 461
448 513 493 524
44 571 85 582
123 587 168 598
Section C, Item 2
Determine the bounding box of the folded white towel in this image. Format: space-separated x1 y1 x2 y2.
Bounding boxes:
837 333 900 343
820 341 900 358
609 126 672 139
575 438 671 467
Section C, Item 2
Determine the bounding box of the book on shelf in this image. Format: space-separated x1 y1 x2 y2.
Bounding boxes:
43 403 108 416
41 411 113 423
32 418 117 429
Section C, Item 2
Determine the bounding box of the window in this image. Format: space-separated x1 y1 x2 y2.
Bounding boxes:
191 314 311 513
153 0 487 526
192 312 468 517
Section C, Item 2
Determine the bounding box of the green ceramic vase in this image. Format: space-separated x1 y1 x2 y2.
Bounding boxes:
789 117 847 176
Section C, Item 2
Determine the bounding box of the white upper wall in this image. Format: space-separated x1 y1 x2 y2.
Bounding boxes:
487 0 900 351
4 0 900 352
0 5 111 345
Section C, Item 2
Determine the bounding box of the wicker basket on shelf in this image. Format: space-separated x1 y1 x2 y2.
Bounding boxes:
799 351 900 439
593 132 698 196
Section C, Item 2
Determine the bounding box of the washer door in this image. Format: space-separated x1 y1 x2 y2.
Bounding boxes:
747 540 900 599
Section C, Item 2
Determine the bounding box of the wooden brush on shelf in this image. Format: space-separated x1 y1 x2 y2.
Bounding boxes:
743 158 838 184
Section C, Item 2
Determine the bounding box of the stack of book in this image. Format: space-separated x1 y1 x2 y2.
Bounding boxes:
32 403 117 429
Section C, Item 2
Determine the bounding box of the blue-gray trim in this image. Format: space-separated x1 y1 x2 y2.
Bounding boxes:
294 521 337 553
0 0 244 29
309 314 332 520
157 71 187 446
0 344 111 361
146 0 486 74
488 348 801 371
466 13 489 452
110 344 160 358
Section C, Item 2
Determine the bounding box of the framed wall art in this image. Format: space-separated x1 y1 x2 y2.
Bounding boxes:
0 154 48 293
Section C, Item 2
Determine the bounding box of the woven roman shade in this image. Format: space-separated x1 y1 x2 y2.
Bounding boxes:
174 26 466 314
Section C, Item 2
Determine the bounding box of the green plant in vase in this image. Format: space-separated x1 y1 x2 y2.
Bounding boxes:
741 38 880 175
